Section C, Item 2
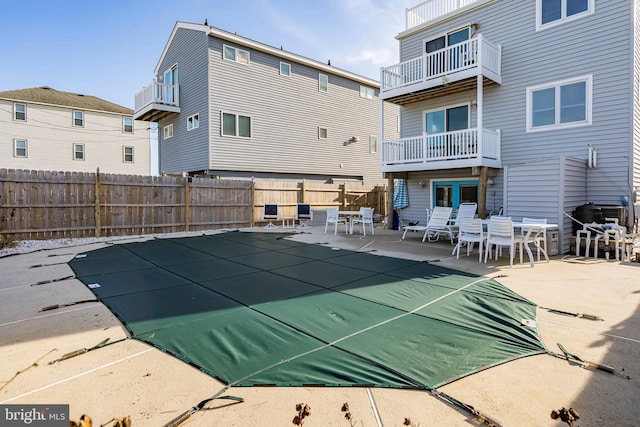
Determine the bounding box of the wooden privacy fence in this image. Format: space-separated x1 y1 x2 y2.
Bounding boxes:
0 169 387 240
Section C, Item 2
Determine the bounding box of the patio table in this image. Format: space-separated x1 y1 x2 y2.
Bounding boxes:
339 210 364 234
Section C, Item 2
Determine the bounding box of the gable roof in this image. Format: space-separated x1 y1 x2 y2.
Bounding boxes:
155 21 379 88
0 86 133 115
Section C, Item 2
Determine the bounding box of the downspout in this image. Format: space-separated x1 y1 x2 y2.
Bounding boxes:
477 74 487 218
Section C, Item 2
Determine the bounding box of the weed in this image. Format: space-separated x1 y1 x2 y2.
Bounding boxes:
292 403 311 425
0 234 18 250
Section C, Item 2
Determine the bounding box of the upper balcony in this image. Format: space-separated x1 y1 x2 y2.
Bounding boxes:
381 128 501 173
406 0 487 31
380 35 501 104
133 82 180 122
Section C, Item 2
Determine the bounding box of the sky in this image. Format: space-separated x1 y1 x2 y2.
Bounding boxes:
1 0 416 110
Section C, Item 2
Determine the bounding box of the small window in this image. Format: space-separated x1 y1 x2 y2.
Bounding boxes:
163 124 174 139
536 0 593 30
280 62 291 76
187 114 199 131
123 146 134 163
73 111 84 127
223 45 250 65
222 112 252 138
319 74 328 92
123 117 133 133
360 86 375 99
526 75 592 132
73 143 85 160
369 135 378 153
14 103 26 121
14 139 28 157
318 127 328 139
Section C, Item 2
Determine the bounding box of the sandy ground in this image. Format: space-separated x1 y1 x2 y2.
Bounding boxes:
1 226 638 427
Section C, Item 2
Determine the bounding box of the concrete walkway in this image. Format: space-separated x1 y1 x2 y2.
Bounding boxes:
1 226 638 426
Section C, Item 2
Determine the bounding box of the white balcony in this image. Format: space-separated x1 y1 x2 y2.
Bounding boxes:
380 128 501 173
133 82 180 122
380 35 501 103
406 0 486 30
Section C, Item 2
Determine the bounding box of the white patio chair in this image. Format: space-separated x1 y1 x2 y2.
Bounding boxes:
324 207 347 234
450 202 477 238
352 207 374 236
296 203 313 228
421 206 455 244
484 219 527 268
402 208 430 239
521 217 547 261
262 204 279 229
453 218 485 262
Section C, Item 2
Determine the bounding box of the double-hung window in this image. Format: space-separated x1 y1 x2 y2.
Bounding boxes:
223 45 250 65
123 117 133 133
280 62 291 76
187 114 199 131
14 103 26 121
14 139 27 157
73 143 85 160
360 86 375 99
536 0 594 30
369 135 378 153
319 74 328 92
73 110 84 127
222 112 252 138
527 75 592 132
163 124 174 139
123 146 134 163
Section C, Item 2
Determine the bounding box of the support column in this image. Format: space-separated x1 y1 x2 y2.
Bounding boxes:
386 175 394 229
478 166 487 219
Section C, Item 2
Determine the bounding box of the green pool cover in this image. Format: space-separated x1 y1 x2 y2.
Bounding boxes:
69 231 545 389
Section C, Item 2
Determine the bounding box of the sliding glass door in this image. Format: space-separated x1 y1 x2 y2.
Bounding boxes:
433 180 478 209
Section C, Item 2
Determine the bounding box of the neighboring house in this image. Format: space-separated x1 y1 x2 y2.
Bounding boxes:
380 0 639 253
133 21 399 185
0 86 150 175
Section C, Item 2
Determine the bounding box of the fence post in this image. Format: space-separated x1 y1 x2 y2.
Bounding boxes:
184 178 191 232
94 168 101 237
341 184 347 210
250 178 255 227
301 179 307 203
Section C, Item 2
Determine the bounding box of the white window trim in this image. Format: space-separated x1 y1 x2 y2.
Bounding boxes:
221 111 253 138
14 103 27 121
422 102 471 133
360 85 375 99
536 0 594 31
318 127 328 139
187 113 199 131
319 74 328 92
123 146 134 163
369 135 378 154
164 124 174 139
280 62 291 76
526 74 593 132
73 110 84 127
73 143 85 160
14 139 28 157
223 44 250 65
123 117 134 133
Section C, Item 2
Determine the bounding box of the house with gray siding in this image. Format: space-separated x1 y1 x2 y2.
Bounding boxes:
134 21 399 185
380 0 640 254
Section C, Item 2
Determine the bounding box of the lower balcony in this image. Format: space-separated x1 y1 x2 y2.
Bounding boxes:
380 128 501 173
133 82 180 122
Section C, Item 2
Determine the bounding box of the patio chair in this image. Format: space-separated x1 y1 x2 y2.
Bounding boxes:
521 217 547 261
325 207 347 234
351 207 375 236
296 203 313 228
401 208 430 239
421 206 455 244
263 204 279 229
450 202 477 237
484 219 527 268
453 218 485 262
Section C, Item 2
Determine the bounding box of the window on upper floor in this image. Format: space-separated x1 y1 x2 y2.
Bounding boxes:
123 146 134 163
163 124 174 139
222 112 252 138
223 45 250 65
14 139 28 157
360 86 375 99
369 135 378 154
187 114 199 131
319 74 328 92
526 74 592 132
280 62 291 76
318 127 328 139
536 0 593 30
73 110 84 127
14 103 26 121
73 143 85 160
123 117 133 133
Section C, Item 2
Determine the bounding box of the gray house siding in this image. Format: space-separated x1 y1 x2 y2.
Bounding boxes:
634 2 640 200
158 28 210 175
206 36 391 185
397 0 634 220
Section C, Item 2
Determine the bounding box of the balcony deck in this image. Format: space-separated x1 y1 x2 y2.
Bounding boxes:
380 35 501 103
406 0 487 30
381 128 501 173
133 82 180 122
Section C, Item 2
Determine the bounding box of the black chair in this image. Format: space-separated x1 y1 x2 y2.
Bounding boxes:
263 204 279 228
296 203 313 228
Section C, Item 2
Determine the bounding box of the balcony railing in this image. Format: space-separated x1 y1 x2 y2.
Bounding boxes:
406 0 484 29
134 82 180 112
381 128 500 171
381 35 500 93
